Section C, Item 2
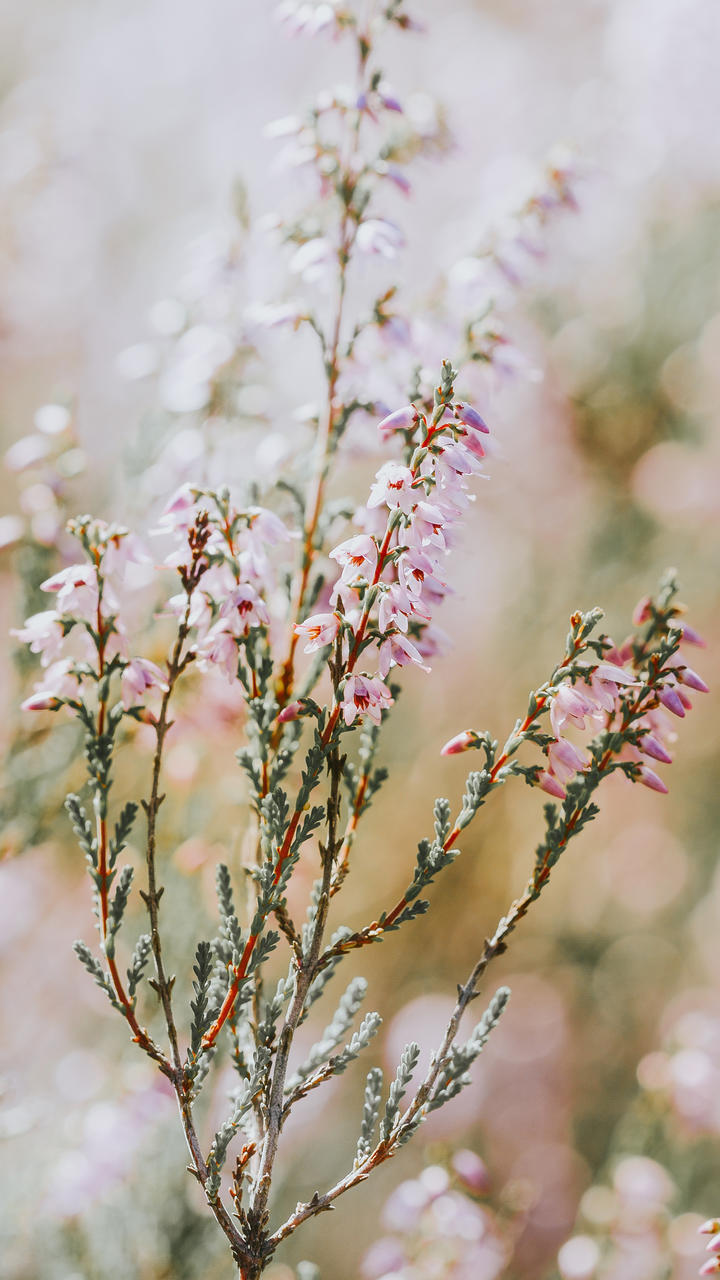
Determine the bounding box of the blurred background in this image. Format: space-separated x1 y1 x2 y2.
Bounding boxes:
1 0 719 1277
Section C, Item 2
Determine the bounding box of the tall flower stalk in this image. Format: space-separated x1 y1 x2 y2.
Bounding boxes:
10 4 707 1278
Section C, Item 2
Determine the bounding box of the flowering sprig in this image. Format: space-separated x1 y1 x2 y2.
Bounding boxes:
8 3 708 1277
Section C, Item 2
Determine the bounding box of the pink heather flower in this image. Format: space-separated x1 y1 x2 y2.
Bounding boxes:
637 765 669 794
355 218 405 259
550 684 601 738
247 506 294 546
121 658 169 711
440 730 479 757
699 1260 720 1275
329 534 378 582
368 461 416 513
632 595 652 626
288 237 335 284
155 483 198 533
699 1222 720 1236
416 625 452 659
11 610 65 667
41 563 101 621
21 659 81 710
547 737 588 785
378 632 429 679
194 624 239 682
103 532 153 581
705 1237 720 1256
377 405 420 441
592 661 638 685
219 584 270 636
294 611 340 653
407 501 447 551
537 770 566 799
341 674 393 726
378 582 413 633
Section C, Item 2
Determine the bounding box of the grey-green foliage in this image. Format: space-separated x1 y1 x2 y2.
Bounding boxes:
73 939 121 1012
286 977 368 1092
456 770 491 831
206 1046 271 1199
127 933 152 1001
428 986 511 1113
65 792 96 866
380 1041 420 1142
106 864 133 956
189 941 214 1056
355 1066 384 1165
215 862 243 962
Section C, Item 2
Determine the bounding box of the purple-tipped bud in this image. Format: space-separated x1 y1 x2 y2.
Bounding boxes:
440 729 478 756
639 735 673 765
680 623 706 648
377 405 420 441
454 402 490 434
537 770 566 799
638 765 669 794
277 700 304 724
659 687 686 718
700 1222 720 1237
678 666 709 693
699 1259 720 1275
706 1236 720 1256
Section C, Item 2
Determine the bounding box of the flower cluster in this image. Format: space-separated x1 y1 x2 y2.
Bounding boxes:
156 484 293 684
11 519 166 716
294 363 490 726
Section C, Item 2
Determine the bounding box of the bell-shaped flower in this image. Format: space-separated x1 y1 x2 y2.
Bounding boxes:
368 461 416 513
378 632 429 679
121 658 169 710
41 563 104 622
329 534 378 582
219 584 270 637
11 610 65 667
294 612 341 653
340 674 393 726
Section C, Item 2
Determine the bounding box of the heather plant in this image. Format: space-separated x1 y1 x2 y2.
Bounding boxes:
9 4 708 1279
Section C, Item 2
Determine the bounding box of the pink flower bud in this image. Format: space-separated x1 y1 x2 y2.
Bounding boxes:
277 701 303 724
632 595 652 626
440 730 478 756
639 734 673 765
699 1259 720 1275
377 405 419 440
700 1221 720 1236
659 687 686 718
706 1236 720 1256
454 402 490 434
20 692 63 712
680 623 706 648
678 665 708 693
638 766 668 794
537 770 566 799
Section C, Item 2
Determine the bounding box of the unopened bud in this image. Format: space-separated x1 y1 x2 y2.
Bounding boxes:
440 730 478 756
